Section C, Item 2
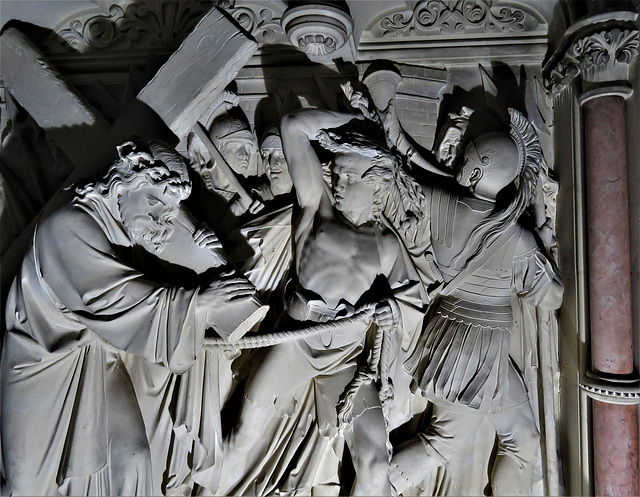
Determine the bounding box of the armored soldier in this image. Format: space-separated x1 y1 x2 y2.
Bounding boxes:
391 110 563 496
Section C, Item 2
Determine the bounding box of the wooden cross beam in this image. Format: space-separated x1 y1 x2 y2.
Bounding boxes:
0 6 257 176
0 6 258 291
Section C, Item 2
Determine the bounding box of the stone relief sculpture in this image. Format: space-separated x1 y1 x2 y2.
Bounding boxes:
187 91 265 218
0 140 262 496
259 124 293 198
0 92 563 497
0 1 566 492
211 108 431 496
432 106 474 170
384 109 563 496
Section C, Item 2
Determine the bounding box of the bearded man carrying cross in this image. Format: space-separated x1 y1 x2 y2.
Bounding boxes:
0 140 258 496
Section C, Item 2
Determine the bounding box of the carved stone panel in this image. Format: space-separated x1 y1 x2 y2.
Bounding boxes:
0 1 599 496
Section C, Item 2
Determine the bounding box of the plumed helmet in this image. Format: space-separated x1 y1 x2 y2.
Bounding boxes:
464 132 519 186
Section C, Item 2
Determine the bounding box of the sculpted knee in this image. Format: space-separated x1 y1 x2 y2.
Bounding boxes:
113 434 152 467
498 420 540 464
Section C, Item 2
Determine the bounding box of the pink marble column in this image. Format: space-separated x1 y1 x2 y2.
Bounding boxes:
583 93 639 496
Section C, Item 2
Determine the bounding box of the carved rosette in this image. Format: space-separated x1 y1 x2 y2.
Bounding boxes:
281 4 354 57
373 0 538 37
546 28 639 97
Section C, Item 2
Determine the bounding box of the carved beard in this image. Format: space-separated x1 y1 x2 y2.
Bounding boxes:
119 204 176 254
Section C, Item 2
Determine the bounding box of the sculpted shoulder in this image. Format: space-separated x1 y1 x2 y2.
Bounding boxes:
514 226 541 258
36 202 113 260
378 228 404 275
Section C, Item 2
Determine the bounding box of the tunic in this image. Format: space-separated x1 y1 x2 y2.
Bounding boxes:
405 188 556 413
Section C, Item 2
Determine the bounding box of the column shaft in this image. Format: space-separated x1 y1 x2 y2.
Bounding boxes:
583 94 639 496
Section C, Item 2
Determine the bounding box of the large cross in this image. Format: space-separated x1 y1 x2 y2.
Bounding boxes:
0 6 258 289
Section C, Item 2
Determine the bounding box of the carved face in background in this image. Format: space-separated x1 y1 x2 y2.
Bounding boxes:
207 112 256 178
436 127 462 168
118 180 181 253
218 138 253 177
261 145 292 196
331 152 376 221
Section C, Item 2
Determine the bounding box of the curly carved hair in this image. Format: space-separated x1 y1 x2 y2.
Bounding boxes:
75 139 191 201
317 129 426 241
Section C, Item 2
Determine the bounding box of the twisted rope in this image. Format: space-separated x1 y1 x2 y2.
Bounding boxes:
336 299 400 460
201 304 377 350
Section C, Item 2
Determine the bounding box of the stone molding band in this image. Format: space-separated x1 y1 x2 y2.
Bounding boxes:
580 371 640 405
578 85 633 104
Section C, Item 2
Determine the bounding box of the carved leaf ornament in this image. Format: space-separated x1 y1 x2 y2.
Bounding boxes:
379 0 528 37
229 6 283 44
547 28 639 96
57 0 213 52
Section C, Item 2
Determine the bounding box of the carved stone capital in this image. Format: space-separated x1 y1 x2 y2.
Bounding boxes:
281 4 354 57
544 13 639 98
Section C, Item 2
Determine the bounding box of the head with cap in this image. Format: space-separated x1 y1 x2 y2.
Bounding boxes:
209 113 255 177
452 109 545 266
456 132 520 202
260 124 292 196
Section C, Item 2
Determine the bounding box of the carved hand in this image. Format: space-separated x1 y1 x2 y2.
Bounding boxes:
230 195 264 216
380 100 452 177
199 273 258 326
192 224 227 266
372 298 398 331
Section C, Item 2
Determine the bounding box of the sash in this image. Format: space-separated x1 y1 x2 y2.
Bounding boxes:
434 223 520 299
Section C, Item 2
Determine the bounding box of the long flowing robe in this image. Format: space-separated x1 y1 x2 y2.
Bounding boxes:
150 203 295 496
1 193 207 496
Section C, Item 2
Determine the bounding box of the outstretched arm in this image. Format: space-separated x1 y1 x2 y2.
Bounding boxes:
280 109 362 213
342 83 451 178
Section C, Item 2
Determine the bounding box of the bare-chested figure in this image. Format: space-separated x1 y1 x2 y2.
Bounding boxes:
214 109 424 496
